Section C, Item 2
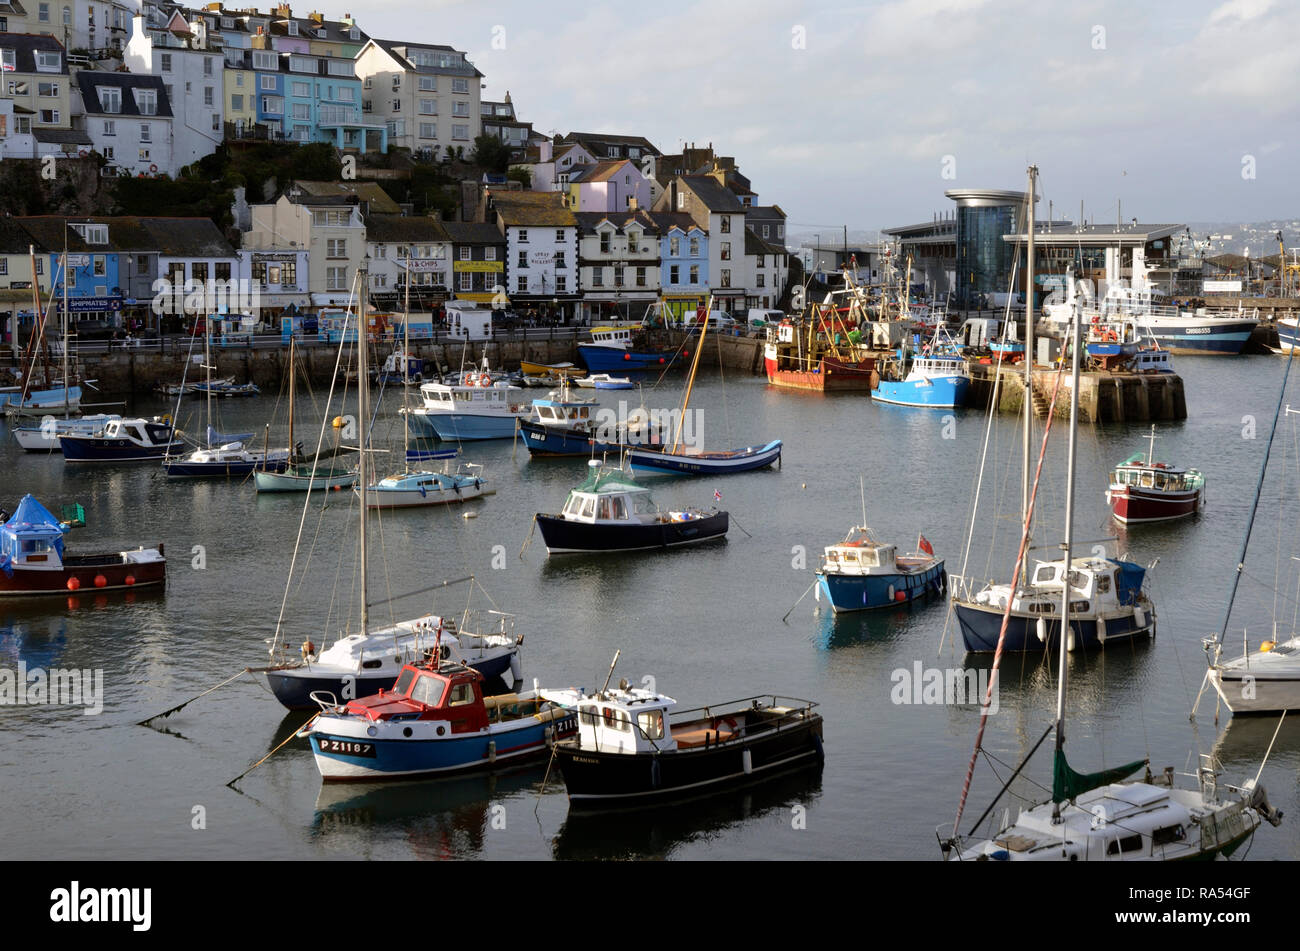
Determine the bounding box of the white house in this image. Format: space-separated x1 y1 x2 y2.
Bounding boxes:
74 70 175 177
124 10 223 170
364 214 452 308
575 209 660 322
0 99 38 159
526 139 596 193
490 191 579 321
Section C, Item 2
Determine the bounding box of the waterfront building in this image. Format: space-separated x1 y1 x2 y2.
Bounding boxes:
654 174 747 313
563 159 653 214
575 209 660 323
365 213 451 310
525 139 597 193
0 33 72 137
74 70 175 176
743 229 787 311
488 191 579 322
744 205 786 246
650 211 707 321
353 37 482 160
443 221 505 308
242 188 365 306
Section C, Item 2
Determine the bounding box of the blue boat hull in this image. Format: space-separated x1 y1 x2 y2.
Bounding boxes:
1136 321 1256 355
953 600 1154 652
162 458 288 478
406 412 521 441
311 716 571 780
626 440 782 476
265 651 516 710
60 437 183 462
872 376 969 408
520 422 608 456
817 562 946 612
578 345 675 373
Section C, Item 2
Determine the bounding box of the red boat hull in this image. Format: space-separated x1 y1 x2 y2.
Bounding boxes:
0 553 167 596
1108 486 1202 524
764 356 877 392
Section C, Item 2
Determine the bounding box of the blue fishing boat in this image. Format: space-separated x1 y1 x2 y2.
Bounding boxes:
298 661 578 781
871 335 971 408
627 440 782 476
519 380 601 457
577 325 677 374
815 526 946 612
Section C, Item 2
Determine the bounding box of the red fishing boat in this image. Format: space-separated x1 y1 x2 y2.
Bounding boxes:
0 496 166 596
1106 427 1204 524
763 318 876 392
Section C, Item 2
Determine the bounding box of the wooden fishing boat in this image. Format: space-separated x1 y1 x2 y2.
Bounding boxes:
549 665 823 809
815 526 945 612
1106 426 1204 524
0 495 165 597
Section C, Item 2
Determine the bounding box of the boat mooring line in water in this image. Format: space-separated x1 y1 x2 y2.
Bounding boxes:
226 711 319 788
137 668 251 727
782 579 819 624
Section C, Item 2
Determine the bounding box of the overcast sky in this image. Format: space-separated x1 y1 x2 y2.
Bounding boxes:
357 0 1299 234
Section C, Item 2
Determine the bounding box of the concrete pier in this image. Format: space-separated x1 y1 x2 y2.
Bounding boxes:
968 363 1186 423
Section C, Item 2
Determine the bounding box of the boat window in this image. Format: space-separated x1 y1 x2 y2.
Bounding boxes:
578 705 599 725
410 674 445 708
1095 575 1111 594
448 682 476 706
20 539 51 554
826 550 839 562
563 495 582 516
394 669 415 695
1152 825 1185 846
1034 565 1056 584
601 706 631 731
610 496 628 520
637 710 664 740
632 495 656 515
1154 473 1167 489
579 497 596 519
1106 833 1144 855
597 497 612 520
1140 472 1154 488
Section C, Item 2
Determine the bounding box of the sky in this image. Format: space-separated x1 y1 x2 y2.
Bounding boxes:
354 0 1300 235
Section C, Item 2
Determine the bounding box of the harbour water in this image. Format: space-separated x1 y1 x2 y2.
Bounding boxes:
2 356 1299 861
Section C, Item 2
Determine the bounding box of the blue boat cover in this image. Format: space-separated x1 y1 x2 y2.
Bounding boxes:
1 495 67 563
1107 559 1145 605
207 426 253 446
406 447 459 462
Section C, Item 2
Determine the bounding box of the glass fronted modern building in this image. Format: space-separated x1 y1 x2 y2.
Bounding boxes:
947 189 1029 309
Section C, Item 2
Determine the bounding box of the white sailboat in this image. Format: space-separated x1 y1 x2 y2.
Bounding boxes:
940 202 1281 861
251 263 520 710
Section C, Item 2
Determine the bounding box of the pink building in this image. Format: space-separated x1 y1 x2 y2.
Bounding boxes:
564 159 653 213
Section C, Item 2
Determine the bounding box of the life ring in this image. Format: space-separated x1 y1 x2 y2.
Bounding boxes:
78 148 89 158
711 716 738 736
149 163 158 174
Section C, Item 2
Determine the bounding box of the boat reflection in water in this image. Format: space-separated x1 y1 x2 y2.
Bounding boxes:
552 766 823 861
311 765 546 859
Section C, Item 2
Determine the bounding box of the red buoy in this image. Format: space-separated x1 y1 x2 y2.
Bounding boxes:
659 357 666 364
124 575 135 586
66 577 80 591
94 574 107 588
894 590 907 602
624 353 630 360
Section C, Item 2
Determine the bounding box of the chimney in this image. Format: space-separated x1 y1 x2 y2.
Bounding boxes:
309 10 323 23
275 4 292 19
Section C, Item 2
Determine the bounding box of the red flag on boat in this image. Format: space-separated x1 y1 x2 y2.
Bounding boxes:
918 535 934 556
714 489 722 502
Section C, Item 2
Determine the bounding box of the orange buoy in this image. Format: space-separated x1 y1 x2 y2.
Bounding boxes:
94 574 107 588
895 590 907 602
67 577 81 591
124 575 135 586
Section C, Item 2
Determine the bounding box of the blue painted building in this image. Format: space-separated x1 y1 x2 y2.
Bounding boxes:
652 212 708 321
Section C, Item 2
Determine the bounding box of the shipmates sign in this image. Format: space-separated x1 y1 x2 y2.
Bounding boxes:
60 296 123 314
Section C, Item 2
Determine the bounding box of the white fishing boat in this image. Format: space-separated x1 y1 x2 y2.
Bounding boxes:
403 355 530 441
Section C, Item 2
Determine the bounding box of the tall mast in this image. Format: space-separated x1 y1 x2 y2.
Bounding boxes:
1052 298 1082 815
288 336 295 458
357 261 370 637
204 306 213 442
1021 165 1038 581
62 228 69 418
403 249 412 470
672 295 709 452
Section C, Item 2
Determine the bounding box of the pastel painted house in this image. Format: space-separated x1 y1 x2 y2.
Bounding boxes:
563 158 653 213
651 211 708 320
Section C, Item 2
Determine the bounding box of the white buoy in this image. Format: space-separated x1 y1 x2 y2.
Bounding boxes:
1066 630 1076 652
1036 617 1047 642
1097 616 1107 642
742 749 753 775
1133 606 1146 628
487 740 497 763
887 584 895 602
462 510 477 519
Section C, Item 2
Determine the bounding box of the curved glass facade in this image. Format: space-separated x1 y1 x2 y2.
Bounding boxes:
955 204 1016 308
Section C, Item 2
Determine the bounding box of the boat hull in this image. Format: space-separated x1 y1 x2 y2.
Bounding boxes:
406 411 522 441
536 511 728 553
1208 667 1300 715
763 346 876 392
953 599 1154 652
626 440 781 476
364 478 486 508
817 561 946 612
871 375 970 408
577 345 674 373
0 552 166 597
554 711 824 808
60 434 183 462
163 457 289 478
1108 485 1202 523
1135 319 1257 355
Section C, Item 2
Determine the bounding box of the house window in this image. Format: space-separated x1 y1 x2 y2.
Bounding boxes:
231 94 243 111
327 239 348 258
757 274 765 287
458 272 472 292
518 230 528 243
203 57 213 76
670 236 680 256
292 102 310 120
451 124 468 140
252 51 276 70
391 99 401 112
762 224 770 238
96 87 123 114
484 247 496 261
720 268 731 287
37 81 59 97
261 96 282 114
327 266 347 290
292 81 310 97
515 276 527 293
676 191 685 210
689 237 699 256
419 76 436 92
134 89 157 115
191 262 208 282
636 267 647 287
39 109 59 124
212 115 220 132
140 123 150 142
556 276 566 292
599 233 610 253
61 4 69 25
669 265 679 284
778 225 784 239
689 265 699 283
102 119 115 135
419 98 436 115
452 101 468 117
0 50 13 72
452 77 468 94
555 230 564 243
160 53 172 72
38 2 49 21
459 246 470 261
613 265 623 286
720 242 731 261
36 51 60 71
720 216 730 233
517 251 526 268
592 268 603 287
138 147 150 161
312 210 350 226
555 252 566 269
216 262 232 281
418 122 436 139
204 87 214 106
386 119 405 136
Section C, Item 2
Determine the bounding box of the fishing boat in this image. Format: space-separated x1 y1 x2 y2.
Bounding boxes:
0 495 165 597
59 416 185 462
625 303 783 477
815 526 945 613
574 374 634 390
1106 426 1204 524
871 327 971 408
763 318 876 392
940 176 1282 860
251 265 522 710
403 360 531 441
191 380 260 398
519 379 600 457
519 359 578 378
549 654 823 809
12 414 121 452
577 325 677 374
374 350 426 385
297 660 578 782
535 460 728 554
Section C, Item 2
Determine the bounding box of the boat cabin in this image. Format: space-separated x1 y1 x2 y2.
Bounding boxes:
575 686 678 754
101 418 173 445
822 529 900 576
589 326 634 348
350 662 489 732
0 496 67 573
1026 557 1146 613
559 463 662 523
1111 456 1203 493
418 381 527 413
531 397 595 429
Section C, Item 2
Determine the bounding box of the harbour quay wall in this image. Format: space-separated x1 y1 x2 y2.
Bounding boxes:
968 363 1186 423
16 337 582 395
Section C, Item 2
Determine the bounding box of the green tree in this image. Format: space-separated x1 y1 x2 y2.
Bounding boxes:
470 134 510 173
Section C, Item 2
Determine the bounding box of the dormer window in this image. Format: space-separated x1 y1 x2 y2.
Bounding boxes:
286 20 297 35
72 223 109 245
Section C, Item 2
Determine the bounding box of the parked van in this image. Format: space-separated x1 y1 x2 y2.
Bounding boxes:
747 308 784 332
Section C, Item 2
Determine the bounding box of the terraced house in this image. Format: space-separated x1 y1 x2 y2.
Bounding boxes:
242 187 365 306
364 213 451 310
74 71 175 176
354 37 481 160
655 174 748 314
575 209 660 323
489 191 578 322
443 221 505 307
651 211 708 321
0 33 72 142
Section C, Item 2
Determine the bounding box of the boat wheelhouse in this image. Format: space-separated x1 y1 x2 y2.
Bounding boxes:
815 527 946 612
535 461 728 553
0 495 165 597
1106 427 1204 524
550 681 824 808
763 319 877 392
299 661 577 781
404 378 531 441
59 416 185 462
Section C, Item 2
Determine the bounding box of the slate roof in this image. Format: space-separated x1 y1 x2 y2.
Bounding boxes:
364 214 450 244
558 131 661 158
573 210 658 236
680 175 745 213
648 211 705 234
367 38 483 77
76 72 174 118
33 129 94 145
15 216 235 256
442 221 505 245
745 229 786 257
491 192 575 228
0 32 68 75
286 181 400 214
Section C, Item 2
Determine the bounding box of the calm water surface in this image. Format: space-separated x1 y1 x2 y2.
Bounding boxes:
2 355 1299 861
